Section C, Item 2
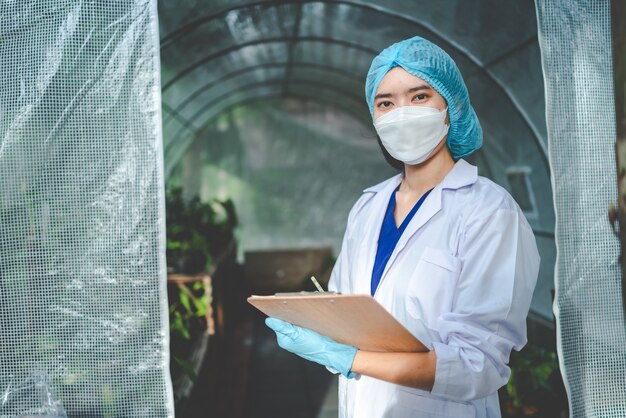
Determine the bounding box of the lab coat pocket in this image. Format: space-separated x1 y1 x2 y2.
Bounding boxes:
394 388 476 418
405 247 461 328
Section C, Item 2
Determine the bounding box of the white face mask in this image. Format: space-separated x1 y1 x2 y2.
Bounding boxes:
374 105 449 165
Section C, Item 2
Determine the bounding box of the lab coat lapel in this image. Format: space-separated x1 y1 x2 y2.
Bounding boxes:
354 174 403 295
376 187 442 289
376 159 478 291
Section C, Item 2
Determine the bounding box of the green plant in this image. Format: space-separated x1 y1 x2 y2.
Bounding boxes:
169 281 210 341
505 345 559 410
165 186 237 275
169 280 210 388
165 186 238 396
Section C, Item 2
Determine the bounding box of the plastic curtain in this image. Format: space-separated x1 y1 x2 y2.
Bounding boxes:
535 1 626 416
0 1 173 417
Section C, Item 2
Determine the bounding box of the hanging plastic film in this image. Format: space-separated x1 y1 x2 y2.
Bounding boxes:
0 0 173 416
535 1 626 416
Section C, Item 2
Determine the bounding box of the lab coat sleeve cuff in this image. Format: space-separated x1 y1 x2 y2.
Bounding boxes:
430 341 454 397
325 366 340 375
326 366 360 379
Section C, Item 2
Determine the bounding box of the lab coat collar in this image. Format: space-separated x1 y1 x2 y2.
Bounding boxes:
359 159 477 297
439 158 478 190
362 159 478 194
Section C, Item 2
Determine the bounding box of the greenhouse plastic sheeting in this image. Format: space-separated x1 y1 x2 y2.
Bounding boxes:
0 1 173 417
536 1 626 416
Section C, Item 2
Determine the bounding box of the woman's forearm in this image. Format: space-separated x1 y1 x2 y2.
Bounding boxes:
350 349 437 390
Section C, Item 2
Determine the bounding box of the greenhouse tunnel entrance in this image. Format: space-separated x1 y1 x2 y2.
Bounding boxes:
158 1 561 416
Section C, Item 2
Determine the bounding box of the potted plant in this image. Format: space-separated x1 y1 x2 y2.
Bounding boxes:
165 186 238 409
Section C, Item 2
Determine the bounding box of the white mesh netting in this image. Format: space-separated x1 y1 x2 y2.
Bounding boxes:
536 1 626 416
0 1 173 416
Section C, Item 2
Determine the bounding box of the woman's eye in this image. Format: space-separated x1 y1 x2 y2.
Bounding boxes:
378 101 392 109
413 94 426 101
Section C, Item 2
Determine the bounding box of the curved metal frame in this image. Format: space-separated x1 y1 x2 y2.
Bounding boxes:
165 77 369 150
162 35 376 91
177 77 366 141
159 0 474 54
163 90 372 177
159 0 550 171
164 61 365 124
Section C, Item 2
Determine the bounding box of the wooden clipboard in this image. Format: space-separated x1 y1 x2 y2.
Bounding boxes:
247 293 429 352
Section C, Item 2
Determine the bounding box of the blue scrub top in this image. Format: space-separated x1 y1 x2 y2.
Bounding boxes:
370 185 433 296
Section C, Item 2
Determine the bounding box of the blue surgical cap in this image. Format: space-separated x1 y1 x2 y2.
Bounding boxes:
365 36 482 159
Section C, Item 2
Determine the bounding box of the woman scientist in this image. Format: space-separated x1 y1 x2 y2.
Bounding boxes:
265 36 540 418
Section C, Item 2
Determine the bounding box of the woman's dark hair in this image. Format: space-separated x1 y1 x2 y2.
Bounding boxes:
376 135 405 171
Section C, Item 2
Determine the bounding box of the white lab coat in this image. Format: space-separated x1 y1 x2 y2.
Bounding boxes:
327 159 540 418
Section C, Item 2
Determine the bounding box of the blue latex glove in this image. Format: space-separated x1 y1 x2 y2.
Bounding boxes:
265 317 358 378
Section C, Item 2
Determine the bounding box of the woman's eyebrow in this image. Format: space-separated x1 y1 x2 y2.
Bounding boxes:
374 84 432 100
374 92 393 100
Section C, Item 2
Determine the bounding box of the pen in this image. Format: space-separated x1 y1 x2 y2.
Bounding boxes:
310 276 324 292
